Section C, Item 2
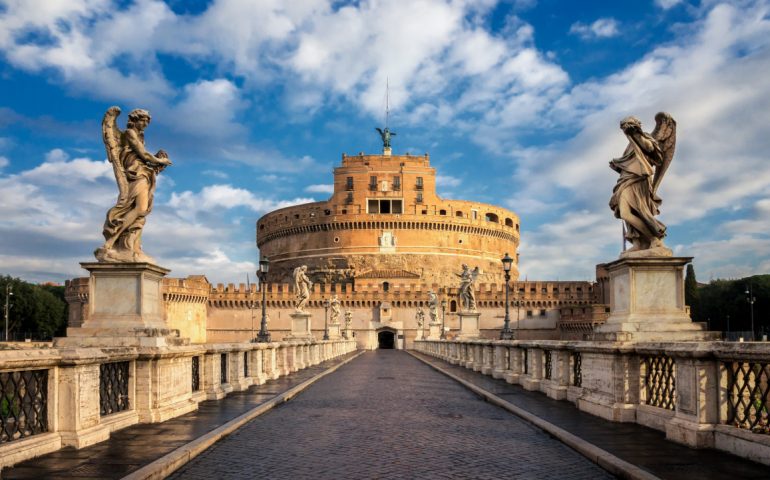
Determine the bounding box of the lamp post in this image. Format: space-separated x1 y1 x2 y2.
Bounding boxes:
256 257 271 343
323 298 330 340
440 298 447 340
746 285 756 341
500 253 514 340
4 284 12 342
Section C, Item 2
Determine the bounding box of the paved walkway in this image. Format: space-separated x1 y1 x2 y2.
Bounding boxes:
411 351 770 480
2 352 359 480
170 350 613 479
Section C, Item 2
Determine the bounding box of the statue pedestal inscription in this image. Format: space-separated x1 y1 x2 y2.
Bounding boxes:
286 312 314 340
56 262 186 347
427 323 442 340
457 311 481 339
593 256 718 342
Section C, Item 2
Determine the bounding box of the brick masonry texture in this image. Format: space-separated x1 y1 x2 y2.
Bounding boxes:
171 351 613 479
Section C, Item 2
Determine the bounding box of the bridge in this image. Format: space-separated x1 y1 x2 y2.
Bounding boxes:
2 340 769 479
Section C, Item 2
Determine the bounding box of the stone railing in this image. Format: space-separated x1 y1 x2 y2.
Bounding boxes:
0 339 356 469
415 339 770 466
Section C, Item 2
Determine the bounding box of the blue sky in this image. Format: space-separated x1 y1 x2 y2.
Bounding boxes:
1 0 769 284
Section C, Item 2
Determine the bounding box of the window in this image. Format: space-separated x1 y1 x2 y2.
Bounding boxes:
450 300 457 312
369 176 377 191
383 282 390 292
416 192 423 203
346 192 354 204
540 309 546 316
368 199 403 214
485 212 499 223
505 218 514 227
346 177 354 190
472 210 478 220
455 211 463 217
393 176 401 191
439 209 447 215
526 310 533 317
416 177 424 190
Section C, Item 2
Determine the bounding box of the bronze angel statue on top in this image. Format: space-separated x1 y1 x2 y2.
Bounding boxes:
609 112 676 256
95 106 172 263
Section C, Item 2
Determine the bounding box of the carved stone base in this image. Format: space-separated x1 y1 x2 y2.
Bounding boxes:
285 312 314 340
457 311 481 339
328 324 341 340
56 262 184 347
593 256 719 342
94 247 156 264
427 323 441 340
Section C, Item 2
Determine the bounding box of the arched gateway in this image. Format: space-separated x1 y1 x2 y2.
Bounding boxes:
377 328 397 349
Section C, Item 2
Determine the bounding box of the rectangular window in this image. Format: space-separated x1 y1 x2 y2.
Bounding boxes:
346 177 354 190
368 199 379 213
393 176 401 191
540 309 546 316
392 200 403 214
472 210 478 220
416 177 423 190
369 176 377 191
346 192 354 204
380 199 391 213
416 192 423 203
526 310 533 317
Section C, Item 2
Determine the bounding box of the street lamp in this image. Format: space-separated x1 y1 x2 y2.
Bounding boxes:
440 298 447 340
256 257 271 343
746 285 756 341
4 284 12 342
500 253 514 340
323 298 330 340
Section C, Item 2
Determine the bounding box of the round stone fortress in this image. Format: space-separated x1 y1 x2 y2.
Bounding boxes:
257 151 520 287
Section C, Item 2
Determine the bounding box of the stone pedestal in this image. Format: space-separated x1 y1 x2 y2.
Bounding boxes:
457 311 481 339
285 311 314 340
427 322 441 340
55 262 186 347
415 329 424 341
593 256 719 342
328 323 341 340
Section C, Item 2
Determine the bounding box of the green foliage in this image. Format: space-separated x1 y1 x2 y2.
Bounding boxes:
1 275 67 340
685 264 700 322
698 274 770 336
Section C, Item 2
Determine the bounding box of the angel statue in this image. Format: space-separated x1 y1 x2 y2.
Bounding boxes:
375 127 396 149
415 307 425 329
456 264 480 311
330 294 341 324
96 106 172 263
609 112 676 256
293 265 313 312
427 290 439 324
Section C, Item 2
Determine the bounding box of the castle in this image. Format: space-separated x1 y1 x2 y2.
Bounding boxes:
65 148 603 349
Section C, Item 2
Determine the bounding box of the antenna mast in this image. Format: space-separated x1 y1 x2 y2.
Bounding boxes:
385 77 390 129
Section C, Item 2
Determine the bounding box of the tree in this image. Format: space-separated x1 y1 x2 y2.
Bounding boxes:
0 276 67 340
684 264 700 322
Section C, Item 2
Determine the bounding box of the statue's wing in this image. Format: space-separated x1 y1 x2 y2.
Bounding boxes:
651 112 676 195
375 127 383 136
102 106 128 203
471 267 480 282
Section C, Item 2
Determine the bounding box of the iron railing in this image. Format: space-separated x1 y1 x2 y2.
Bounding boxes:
642 355 676 410
0 369 48 444
724 361 770 434
191 356 200 392
544 350 552 380
571 352 582 387
100 362 129 416
220 353 228 385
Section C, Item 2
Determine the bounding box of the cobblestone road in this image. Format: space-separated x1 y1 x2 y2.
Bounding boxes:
170 351 613 479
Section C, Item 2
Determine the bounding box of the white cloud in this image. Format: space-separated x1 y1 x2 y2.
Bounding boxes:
436 175 461 188
169 184 314 217
203 169 229 179
304 184 334 194
0 156 9 170
655 0 683 10
569 18 620 40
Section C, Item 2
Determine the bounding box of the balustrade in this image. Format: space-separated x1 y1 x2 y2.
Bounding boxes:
0 338 356 469
413 338 770 466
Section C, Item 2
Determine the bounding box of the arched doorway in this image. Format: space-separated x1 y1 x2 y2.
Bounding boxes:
378 330 395 349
